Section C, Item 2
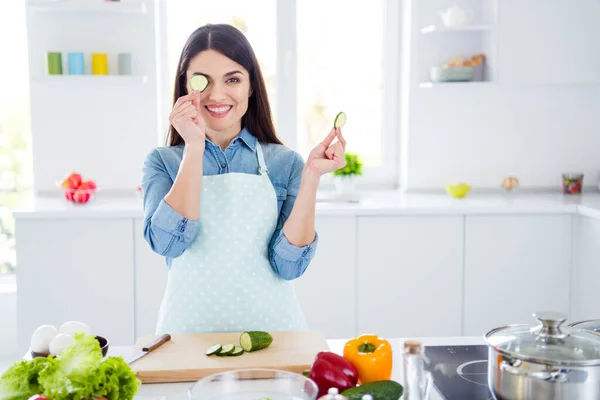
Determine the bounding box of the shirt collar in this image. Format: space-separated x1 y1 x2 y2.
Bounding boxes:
237 127 257 152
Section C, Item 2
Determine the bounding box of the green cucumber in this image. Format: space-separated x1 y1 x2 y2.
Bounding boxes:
190 74 209 92
240 331 273 352
229 346 245 356
217 344 236 356
341 380 404 400
333 111 347 129
205 344 222 356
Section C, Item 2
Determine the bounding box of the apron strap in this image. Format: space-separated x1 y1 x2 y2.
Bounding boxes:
255 142 269 175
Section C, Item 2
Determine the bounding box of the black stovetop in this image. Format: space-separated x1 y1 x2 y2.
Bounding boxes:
424 345 495 400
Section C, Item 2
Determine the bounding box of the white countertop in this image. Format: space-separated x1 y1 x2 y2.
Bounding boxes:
11 190 600 219
77 336 488 400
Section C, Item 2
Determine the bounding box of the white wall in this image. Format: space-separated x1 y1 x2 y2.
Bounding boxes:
406 86 600 189
0 276 17 357
402 0 600 190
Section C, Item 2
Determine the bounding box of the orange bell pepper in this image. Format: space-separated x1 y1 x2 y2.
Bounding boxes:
343 334 393 384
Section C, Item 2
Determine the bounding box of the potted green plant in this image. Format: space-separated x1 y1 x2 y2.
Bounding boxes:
333 153 363 195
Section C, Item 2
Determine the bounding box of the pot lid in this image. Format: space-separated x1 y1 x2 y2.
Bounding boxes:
568 319 600 333
485 312 600 366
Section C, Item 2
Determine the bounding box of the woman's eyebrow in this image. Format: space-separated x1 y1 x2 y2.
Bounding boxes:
192 70 244 79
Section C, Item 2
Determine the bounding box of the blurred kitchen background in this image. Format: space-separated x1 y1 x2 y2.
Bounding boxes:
2 0 600 358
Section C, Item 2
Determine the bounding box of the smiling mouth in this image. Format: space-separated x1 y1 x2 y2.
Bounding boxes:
205 105 233 115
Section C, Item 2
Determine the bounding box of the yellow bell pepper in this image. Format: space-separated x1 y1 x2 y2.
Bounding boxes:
343 334 393 383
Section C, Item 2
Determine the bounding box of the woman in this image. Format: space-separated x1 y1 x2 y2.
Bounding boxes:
141 24 346 334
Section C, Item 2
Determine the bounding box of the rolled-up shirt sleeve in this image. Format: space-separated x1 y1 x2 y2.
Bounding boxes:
268 152 319 280
141 148 200 258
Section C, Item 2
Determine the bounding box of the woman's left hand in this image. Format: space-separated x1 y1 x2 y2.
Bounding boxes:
305 128 347 176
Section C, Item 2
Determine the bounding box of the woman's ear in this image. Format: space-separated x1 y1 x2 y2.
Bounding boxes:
248 86 253 97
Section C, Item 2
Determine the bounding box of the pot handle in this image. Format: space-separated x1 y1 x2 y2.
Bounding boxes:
500 360 568 382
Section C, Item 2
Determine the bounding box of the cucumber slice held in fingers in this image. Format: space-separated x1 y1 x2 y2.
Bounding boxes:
190 74 209 92
333 111 347 129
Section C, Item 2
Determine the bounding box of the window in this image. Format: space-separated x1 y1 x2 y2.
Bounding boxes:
297 0 385 167
0 0 33 275
163 0 400 185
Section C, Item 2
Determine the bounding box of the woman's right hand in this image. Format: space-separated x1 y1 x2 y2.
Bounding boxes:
168 91 206 145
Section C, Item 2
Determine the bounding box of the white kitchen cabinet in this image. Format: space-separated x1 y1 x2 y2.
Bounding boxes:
294 216 357 339
463 215 572 336
356 216 464 338
497 0 600 85
571 215 600 321
15 219 135 354
133 218 168 339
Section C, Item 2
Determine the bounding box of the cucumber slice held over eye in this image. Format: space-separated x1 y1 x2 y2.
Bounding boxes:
190 74 209 92
333 111 347 129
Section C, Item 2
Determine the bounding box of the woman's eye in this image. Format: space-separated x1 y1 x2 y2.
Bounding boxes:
227 77 240 83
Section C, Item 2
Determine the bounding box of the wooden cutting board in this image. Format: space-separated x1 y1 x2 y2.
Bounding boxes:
129 331 330 383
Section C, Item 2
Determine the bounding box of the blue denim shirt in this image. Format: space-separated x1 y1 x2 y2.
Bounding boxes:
140 127 318 280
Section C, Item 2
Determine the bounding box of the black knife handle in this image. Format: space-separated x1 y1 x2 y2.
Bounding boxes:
142 333 171 352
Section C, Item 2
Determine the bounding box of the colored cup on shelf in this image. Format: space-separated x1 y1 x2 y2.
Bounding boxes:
67 52 85 75
118 53 132 75
46 52 63 75
91 53 108 75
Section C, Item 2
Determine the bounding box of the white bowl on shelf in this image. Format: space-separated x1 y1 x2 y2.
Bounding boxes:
430 66 474 82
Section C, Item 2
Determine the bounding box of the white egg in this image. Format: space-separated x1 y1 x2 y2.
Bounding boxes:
49 333 74 355
58 321 90 336
30 324 57 354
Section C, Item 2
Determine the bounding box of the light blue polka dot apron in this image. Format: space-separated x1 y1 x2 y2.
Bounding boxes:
155 141 308 334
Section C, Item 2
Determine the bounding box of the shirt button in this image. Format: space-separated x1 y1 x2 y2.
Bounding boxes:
221 163 227 168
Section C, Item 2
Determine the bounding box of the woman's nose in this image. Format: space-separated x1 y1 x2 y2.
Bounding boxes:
207 81 226 101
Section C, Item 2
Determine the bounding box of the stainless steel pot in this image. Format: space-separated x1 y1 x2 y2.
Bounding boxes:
484 311 600 400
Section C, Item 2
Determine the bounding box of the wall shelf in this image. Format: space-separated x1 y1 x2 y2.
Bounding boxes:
32 75 148 84
27 0 147 14
421 25 493 34
419 81 496 89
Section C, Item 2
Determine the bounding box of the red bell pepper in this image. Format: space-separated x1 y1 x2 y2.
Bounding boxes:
308 351 358 397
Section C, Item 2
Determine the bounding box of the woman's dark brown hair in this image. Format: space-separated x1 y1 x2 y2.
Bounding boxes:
166 24 282 146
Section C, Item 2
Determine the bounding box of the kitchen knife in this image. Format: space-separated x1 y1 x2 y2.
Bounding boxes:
127 334 171 365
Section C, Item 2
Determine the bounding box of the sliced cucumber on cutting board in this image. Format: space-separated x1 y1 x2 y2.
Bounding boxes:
205 331 273 357
229 346 245 356
205 344 222 356
217 344 236 356
240 331 273 352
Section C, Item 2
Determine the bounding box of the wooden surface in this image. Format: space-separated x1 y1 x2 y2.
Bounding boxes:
129 331 330 383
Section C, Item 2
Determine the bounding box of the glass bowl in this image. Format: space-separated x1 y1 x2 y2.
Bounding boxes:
188 368 319 400
56 180 100 204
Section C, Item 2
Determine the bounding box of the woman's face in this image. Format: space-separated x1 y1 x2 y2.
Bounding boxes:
186 49 252 135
